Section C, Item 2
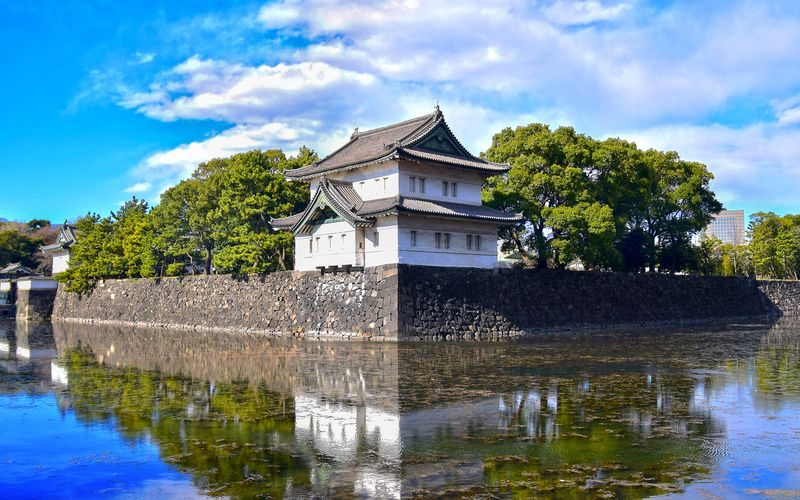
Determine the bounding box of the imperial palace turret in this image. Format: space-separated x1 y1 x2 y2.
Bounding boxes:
272 108 522 271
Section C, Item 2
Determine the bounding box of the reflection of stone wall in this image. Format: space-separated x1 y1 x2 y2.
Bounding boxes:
53 321 399 412
53 266 399 340
52 264 800 340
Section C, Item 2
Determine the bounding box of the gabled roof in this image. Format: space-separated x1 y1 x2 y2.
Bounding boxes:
284 108 509 181
0 262 35 276
272 178 374 234
359 197 524 223
41 223 78 253
271 178 523 233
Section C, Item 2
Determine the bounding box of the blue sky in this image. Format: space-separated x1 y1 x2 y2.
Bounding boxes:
2 0 799 222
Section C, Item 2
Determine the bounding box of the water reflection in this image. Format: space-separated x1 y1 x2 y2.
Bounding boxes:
1 319 799 497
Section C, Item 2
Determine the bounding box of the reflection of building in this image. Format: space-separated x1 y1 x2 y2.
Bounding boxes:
52 321 755 498
272 108 522 271
41 223 78 275
704 210 745 245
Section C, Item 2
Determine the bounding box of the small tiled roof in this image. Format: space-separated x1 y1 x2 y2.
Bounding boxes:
41 223 78 253
271 178 523 232
0 262 35 276
358 196 524 223
271 178 373 232
284 109 509 180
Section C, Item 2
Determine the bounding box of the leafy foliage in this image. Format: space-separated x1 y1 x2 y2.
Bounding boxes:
484 124 722 272
0 219 58 272
57 148 314 292
695 212 800 280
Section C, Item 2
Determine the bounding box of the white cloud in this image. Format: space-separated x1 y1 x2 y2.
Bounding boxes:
124 182 152 193
115 0 800 214
135 121 318 190
120 56 376 123
258 2 301 28
132 52 155 65
773 96 800 126
619 123 800 215
542 0 632 25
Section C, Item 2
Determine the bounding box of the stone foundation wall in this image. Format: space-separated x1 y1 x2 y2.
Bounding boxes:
396 267 792 340
52 265 800 341
53 266 398 340
16 289 58 321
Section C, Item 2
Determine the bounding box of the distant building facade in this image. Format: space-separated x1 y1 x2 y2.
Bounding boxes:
41 223 78 275
272 108 523 271
705 210 746 245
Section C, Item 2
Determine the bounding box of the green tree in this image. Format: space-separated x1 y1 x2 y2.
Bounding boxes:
208 149 310 274
484 124 616 269
0 229 41 268
749 212 800 279
27 219 51 231
629 150 721 272
55 214 116 292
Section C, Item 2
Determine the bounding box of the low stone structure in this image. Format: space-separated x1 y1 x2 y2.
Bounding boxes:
52 265 800 341
15 277 58 321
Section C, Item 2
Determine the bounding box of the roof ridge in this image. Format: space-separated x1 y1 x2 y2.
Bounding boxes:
355 112 437 138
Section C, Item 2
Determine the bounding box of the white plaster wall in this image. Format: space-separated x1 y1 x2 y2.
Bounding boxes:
52 251 70 274
309 161 400 201
363 216 399 267
0 281 11 292
295 221 358 271
16 278 58 291
398 161 484 205
397 215 498 268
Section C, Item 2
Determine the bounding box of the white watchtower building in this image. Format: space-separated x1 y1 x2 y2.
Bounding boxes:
272 108 522 271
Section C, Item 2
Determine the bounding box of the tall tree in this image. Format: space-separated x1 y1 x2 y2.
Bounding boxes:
484 124 616 269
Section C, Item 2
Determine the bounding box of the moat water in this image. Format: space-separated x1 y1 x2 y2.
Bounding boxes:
1 320 800 498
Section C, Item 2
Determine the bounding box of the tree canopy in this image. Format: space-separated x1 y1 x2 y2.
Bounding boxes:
699 212 800 280
484 124 722 272
57 148 314 293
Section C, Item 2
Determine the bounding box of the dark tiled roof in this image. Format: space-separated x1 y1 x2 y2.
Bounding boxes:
398 148 508 173
0 262 35 276
272 178 523 231
41 223 78 252
271 178 372 232
358 196 524 223
285 109 509 180
270 212 304 229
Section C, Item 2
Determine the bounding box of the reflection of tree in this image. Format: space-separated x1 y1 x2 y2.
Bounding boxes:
399 340 726 497
479 375 718 498
64 349 310 498
752 320 800 410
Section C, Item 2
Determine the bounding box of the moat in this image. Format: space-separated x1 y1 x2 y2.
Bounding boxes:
2 319 800 498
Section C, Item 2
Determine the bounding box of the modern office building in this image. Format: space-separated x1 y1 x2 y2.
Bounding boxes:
705 209 746 245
